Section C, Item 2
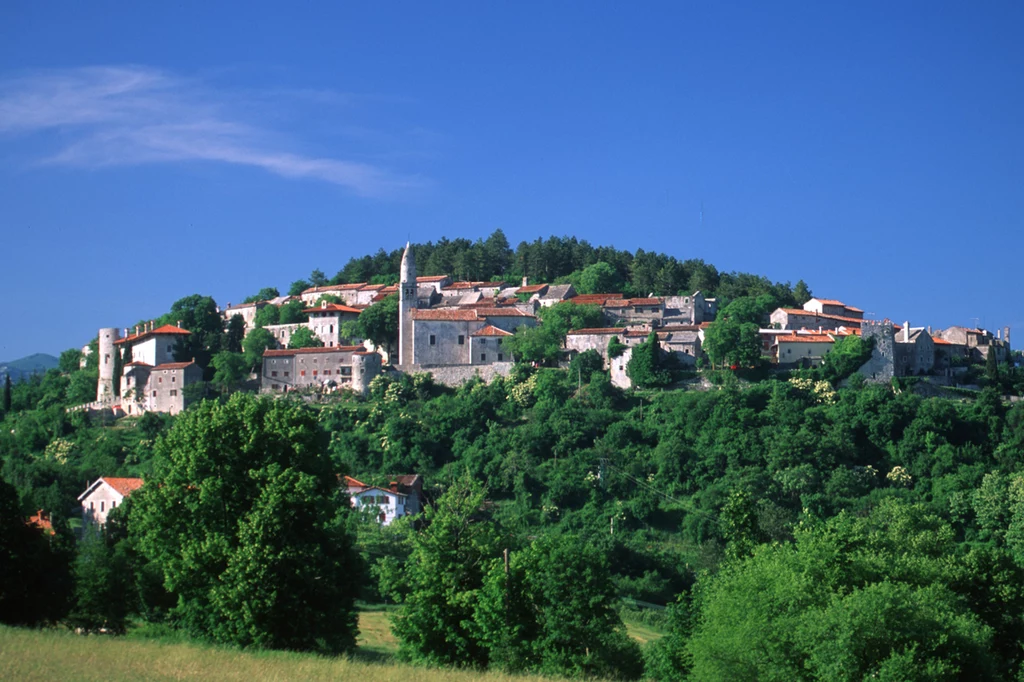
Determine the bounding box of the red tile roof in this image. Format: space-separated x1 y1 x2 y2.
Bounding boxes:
477 307 533 317
628 298 662 306
417 275 450 283
567 327 626 335
775 309 864 326
412 309 480 321
304 304 363 314
343 475 367 487
932 337 955 346
263 346 363 357
517 284 548 294
27 509 55 535
299 280 368 292
104 477 144 497
776 334 835 344
124 361 153 368
114 324 191 345
471 325 514 337
569 294 624 305
844 306 864 313
810 298 846 306
153 361 198 370
446 281 502 290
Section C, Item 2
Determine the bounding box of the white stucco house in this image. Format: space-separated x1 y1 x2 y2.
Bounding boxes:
343 474 423 525
78 477 144 526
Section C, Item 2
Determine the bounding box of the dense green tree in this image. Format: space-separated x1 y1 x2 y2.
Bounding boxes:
58 348 82 374
0 475 73 626
474 534 643 679
309 269 328 287
242 328 275 372
288 279 311 297
627 332 671 388
702 319 761 368
164 294 224 371
278 300 309 325
687 500 998 681
987 348 1000 383
210 351 249 392
578 261 624 294
287 327 324 350
253 304 280 328
223 314 246 353
4 374 13 413
68 527 130 634
130 394 360 653
357 294 399 359
243 287 280 304
793 279 813 306
390 477 499 667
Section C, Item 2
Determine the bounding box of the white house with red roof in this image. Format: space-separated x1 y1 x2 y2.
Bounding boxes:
79 477 144 526
343 475 423 526
109 322 203 415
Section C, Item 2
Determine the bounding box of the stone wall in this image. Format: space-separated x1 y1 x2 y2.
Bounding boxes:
398 362 515 387
859 321 895 382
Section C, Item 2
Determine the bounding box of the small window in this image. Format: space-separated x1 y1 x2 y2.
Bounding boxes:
324 369 331 375
480 354 486 361
158 377 162 383
111 501 116 509
171 376 176 383
100 501 105 512
300 370 306 377
284 371 290 377
170 390 177 396
429 335 436 345
498 354 504 362
313 370 318 376
167 344 172 352
90 501 94 510
458 335 465 345
152 391 157 397
271 371 278 377
272 383 280 390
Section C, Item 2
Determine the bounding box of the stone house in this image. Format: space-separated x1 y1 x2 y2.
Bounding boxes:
935 326 1011 364
305 301 363 347
344 474 423 526
79 477 143 526
109 323 203 416
603 298 665 326
261 345 380 396
565 328 627 365
407 308 535 366
932 336 969 369
770 308 864 331
893 324 935 376
121 361 203 416
538 283 576 307
220 301 269 333
803 298 864 320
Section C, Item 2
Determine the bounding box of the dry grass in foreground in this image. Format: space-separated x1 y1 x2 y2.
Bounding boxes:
0 623 569 682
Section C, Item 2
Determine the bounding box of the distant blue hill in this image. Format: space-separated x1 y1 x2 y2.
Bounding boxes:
0 353 59 383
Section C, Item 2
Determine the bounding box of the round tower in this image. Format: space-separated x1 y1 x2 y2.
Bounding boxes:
398 242 417 366
96 327 120 403
351 351 382 397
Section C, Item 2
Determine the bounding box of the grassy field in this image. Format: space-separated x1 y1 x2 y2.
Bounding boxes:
0 608 663 681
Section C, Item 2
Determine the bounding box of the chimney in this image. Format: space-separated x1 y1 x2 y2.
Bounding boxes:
521 276 528 287
135 325 140 336
321 301 328 309
124 327 129 338
177 320 182 329
389 481 398 493
927 325 932 335
1006 326 1012 346
904 321 910 342
997 329 1002 340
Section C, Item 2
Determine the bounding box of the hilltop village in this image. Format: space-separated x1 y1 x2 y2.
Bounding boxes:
80 242 1011 418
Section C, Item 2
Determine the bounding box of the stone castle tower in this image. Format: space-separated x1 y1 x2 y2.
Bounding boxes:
859 320 896 382
398 242 417 366
96 327 120 403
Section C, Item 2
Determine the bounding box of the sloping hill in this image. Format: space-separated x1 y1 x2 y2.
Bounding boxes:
0 353 59 382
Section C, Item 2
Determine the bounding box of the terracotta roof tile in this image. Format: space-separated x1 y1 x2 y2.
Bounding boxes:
152 361 198 370
103 477 144 496
628 298 662 306
417 275 450 283
304 304 363 314
471 325 514 337
114 324 191 345
517 284 548 294
263 346 363 357
776 334 835 343
567 327 626 335
412 309 480 321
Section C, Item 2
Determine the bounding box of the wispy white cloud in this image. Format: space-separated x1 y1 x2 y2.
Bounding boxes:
0 66 424 197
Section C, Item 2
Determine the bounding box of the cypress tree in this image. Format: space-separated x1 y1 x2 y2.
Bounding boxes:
986 347 1000 384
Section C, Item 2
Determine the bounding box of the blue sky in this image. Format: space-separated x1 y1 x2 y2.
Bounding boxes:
1 2 1022 360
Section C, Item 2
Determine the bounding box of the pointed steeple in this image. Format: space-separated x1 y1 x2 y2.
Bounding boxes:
400 241 416 285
